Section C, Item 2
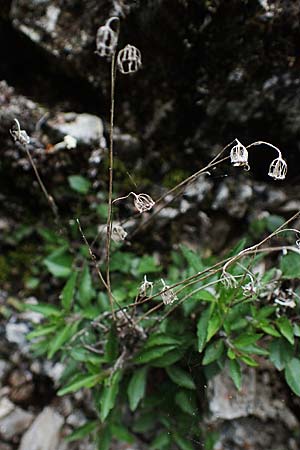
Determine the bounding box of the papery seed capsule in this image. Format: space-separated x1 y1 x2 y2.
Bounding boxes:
133 193 155 213
138 275 154 297
111 223 127 243
117 44 142 74
10 118 30 145
96 17 119 57
268 156 287 180
230 139 249 167
161 279 178 305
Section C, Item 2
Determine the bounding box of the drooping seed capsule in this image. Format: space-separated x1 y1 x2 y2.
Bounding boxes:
10 118 30 146
133 193 155 213
111 223 127 243
96 17 119 57
161 279 178 305
138 275 154 298
230 139 249 168
117 44 142 74
268 156 287 180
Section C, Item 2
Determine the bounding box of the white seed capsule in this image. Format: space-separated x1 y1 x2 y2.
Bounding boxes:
268 156 287 180
111 223 127 243
96 17 119 57
117 44 142 74
161 279 178 305
10 118 30 145
230 139 249 167
133 193 155 213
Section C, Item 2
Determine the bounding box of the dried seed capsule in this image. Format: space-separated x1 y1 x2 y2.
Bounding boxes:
161 279 178 305
117 44 142 74
268 156 287 180
138 275 154 297
113 191 155 213
10 118 30 145
111 223 127 243
96 17 119 57
133 193 155 213
230 139 249 167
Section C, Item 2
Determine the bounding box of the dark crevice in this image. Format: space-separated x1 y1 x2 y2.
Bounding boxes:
0 17 106 116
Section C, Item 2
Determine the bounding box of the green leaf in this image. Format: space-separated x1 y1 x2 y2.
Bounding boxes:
110 424 134 444
173 433 194 450
97 426 111 450
269 338 294 371
134 345 177 364
256 306 276 320
202 340 225 365
68 175 91 194
180 244 203 272
206 312 222 343
25 277 39 289
134 256 160 274
133 412 156 433
27 324 58 340
265 215 285 232
44 247 73 278
197 307 210 353
24 303 61 317
151 349 183 367
175 390 197 416
61 272 77 310
227 238 246 257
238 344 269 356
294 323 300 337
104 326 119 363
276 317 294 345
259 323 280 338
193 290 215 302
228 359 242 390
47 322 78 358
143 334 180 349
100 371 122 422
65 421 97 442
239 355 258 367
233 333 262 349
127 367 148 411
166 366 196 390
280 252 300 279
57 373 102 396
78 265 94 306
285 358 300 396
150 433 171 449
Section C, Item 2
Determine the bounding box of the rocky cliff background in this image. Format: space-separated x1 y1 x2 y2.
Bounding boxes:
1 1 300 449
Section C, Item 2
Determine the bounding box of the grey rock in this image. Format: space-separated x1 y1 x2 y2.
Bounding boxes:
214 417 297 450
18 407 64 450
0 398 15 420
208 367 256 421
208 367 298 428
46 112 104 146
6 323 29 346
0 361 12 385
0 406 34 440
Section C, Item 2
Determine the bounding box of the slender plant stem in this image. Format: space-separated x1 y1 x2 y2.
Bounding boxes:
76 219 107 289
105 52 118 321
24 144 59 221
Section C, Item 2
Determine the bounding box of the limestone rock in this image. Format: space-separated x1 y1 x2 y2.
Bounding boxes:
18 407 64 450
0 405 34 440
